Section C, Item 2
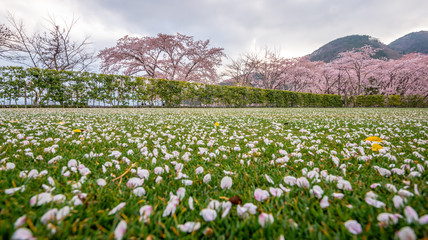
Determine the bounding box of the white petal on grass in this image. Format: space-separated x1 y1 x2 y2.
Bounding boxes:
109 202 126 215
56 206 72 221
195 167 204 174
220 176 233 189
365 198 386 208
404 206 419 223
14 215 27 228
269 187 283 197
296 177 310 189
178 222 201 233
344 220 362 235
419 215 428 224
264 174 275 184
332 193 345 199
114 220 127 240
97 179 107 186
126 177 144 188
11 228 36 240
337 180 352 191
221 201 232 218
40 208 58 224
283 176 297 186
396 226 416 240
30 192 53 206
203 174 211 183
393 195 404 209
254 189 270 202
188 197 194 210
133 187 146 197
258 213 274 228
177 187 186 200
200 209 217 222
139 205 153 222
320 196 329 209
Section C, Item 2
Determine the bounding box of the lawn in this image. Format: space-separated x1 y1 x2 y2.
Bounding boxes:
1 108 427 239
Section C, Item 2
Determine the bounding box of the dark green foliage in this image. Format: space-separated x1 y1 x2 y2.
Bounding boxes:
354 95 427 107
0 66 346 108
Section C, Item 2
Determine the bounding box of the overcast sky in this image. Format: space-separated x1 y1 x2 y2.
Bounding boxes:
1 0 427 65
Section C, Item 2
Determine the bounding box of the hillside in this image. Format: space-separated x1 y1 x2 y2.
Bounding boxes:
388 31 428 54
309 35 401 62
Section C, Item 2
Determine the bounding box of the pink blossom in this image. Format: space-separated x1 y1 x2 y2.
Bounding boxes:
283 176 297 186
365 198 386 208
11 228 36 240
41 208 58 224
377 213 401 226
139 205 153 223
396 226 416 240
195 167 204 174
188 197 194 210
163 195 179 217
310 185 324 199
114 220 127 240
137 168 150 180
109 151 122 159
109 202 126 215
177 187 186 200
178 222 201 232
97 179 107 186
14 215 27 228
126 177 144 188
404 206 419 223
154 167 164 175
208 200 221 210
254 188 270 202
265 174 275 184
320 196 329 209
203 174 211 183
200 209 217 222
332 193 344 199
337 180 352 191
393 195 404 209
296 177 310 189
30 192 53 206
221 201 232 218
269 187 283 197
344 220 362 235
419 215 428 225
220 176 233 189
133 187 146 197
258 213 274 228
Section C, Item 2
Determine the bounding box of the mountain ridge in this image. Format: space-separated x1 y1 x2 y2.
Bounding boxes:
308 31 428 62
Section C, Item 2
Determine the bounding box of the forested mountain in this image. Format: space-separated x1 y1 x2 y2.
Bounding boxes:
388 31 428 54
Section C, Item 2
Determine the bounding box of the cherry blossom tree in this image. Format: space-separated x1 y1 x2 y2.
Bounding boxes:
98 33 224 84
368 53 428 97
223 48 289 89
281 57 322 93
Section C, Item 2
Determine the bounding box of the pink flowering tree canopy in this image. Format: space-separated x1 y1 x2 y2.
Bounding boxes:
98 33 225 84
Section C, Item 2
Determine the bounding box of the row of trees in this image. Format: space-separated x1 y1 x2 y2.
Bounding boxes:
1 14 427 102
224 47 428 100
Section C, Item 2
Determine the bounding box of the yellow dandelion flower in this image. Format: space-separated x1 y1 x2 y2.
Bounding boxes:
215 122 220 127
365 136 383 142
372 143 383 151
72 129 82 133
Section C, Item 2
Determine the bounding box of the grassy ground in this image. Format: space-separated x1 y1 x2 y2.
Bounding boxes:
0 108 427 239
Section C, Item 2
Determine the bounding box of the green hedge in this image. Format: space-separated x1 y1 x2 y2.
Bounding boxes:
354 95 427 107
1 66 423 108
0 66 345 108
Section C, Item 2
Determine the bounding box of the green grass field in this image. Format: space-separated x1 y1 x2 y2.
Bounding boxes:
1 108 427 239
